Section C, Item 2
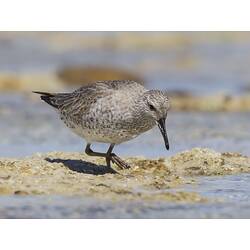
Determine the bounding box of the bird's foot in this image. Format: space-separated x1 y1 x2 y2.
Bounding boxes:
109 154 131 169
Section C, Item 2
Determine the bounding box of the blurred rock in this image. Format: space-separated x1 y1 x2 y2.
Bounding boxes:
1 71 250 112
0 73 64 92
57 66 144 85
172 94 250 112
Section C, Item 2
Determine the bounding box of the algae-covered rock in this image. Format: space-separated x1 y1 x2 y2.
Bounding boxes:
0 152 186 202
167 148 250 176
0 148 249 203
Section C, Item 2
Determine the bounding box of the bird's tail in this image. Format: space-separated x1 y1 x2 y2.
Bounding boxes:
33 91 59 109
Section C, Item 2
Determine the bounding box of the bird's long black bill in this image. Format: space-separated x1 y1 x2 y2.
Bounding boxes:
157 118 169 150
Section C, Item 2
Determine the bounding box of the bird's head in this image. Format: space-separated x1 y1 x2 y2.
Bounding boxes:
141 90 170 150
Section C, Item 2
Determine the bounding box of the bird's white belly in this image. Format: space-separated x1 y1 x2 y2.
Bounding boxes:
70 126 138 144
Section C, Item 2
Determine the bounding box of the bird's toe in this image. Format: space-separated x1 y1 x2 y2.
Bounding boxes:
110 154 131 169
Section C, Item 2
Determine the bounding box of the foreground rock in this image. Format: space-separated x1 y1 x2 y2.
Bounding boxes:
0 148 249 203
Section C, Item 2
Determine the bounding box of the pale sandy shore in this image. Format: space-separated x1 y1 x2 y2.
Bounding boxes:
0 148 249 203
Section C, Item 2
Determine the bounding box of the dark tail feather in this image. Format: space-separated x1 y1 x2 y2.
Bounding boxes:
33 91 59 109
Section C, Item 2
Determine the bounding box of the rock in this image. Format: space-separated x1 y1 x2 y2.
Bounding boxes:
171 94 250 112
57 66 144 86
0 187 13 195
14 190 29 195
0 71 249 112
166 148 250 176
0 148 249 202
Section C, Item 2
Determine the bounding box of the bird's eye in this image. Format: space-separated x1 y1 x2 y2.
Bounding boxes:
149 104 156 111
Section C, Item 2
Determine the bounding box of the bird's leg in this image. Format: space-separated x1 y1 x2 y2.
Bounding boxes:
84 143 117 174
85 143 107 157
106 144 131 169
105 144 115 168
85 143 130 169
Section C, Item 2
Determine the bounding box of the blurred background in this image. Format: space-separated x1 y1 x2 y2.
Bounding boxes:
0 32 250 157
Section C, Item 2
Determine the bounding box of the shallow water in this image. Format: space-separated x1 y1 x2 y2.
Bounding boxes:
0 94 250 158
1 174 250 218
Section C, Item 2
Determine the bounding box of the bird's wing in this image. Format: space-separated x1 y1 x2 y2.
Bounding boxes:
75 80 144 93
53 80 145 117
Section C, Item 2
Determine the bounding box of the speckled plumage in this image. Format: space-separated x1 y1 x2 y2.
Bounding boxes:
34 80 170 170
59 80 147 143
